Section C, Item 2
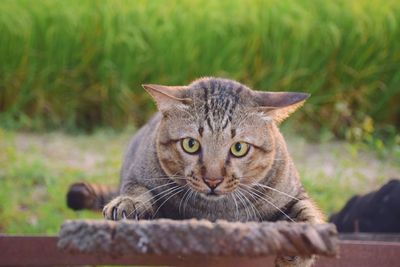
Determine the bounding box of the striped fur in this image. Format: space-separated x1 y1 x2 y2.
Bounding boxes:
75 77 324 267
66 182 117 211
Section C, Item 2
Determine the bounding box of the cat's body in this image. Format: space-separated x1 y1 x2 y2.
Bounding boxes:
70 77 324 267
117 111 318 223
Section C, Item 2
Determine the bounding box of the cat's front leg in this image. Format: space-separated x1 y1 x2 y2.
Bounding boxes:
275 198 325 267
103 186 155 220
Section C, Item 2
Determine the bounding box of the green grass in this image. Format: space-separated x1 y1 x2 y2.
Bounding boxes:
0 128 129 233
1 128 399 234
0 0 400 136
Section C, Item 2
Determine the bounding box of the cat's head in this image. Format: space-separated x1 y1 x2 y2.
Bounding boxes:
143 77 309 200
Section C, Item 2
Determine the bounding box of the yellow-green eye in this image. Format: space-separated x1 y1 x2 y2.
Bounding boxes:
181 138 201 154
230 142 250 157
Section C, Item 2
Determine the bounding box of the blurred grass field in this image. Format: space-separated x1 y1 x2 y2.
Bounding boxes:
1 0 400 234
1 0 400 137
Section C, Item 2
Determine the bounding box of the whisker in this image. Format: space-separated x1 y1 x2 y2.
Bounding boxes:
146 174 186 179
240 184 295 222
230 193 239 221
183 189 195 217
124 181 177 209
235 176 300 201
138 181 177 196
239 187 264 221
236 188 261 221
234 191 249 222
240 189 259 221
152 187 184 219
126 183 179 218
145 184 180 204
141 185 181 215
190 191 199 216
144 171 188 180
251 182 300 201
149 175 184 178
147 177 187 180
178 186 191 215
234 190 250 221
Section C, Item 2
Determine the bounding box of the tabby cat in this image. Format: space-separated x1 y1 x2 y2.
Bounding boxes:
67 77 324 267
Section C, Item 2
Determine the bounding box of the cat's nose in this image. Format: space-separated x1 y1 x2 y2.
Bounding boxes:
203 177 223 189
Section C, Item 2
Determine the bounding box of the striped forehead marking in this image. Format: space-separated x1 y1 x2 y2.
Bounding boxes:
194 79 245 133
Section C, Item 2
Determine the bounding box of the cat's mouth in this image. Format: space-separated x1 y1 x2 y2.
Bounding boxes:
206 191 219 197
201 187 228 200
185 175 231 199
203 191 225 200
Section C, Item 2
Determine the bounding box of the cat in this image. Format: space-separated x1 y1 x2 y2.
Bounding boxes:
67 77 324 267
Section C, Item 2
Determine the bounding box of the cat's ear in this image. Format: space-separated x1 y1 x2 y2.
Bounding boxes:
142 84 192 112
253 91 310 123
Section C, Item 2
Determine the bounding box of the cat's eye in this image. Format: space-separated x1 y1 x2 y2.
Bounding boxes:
181 138 201 154
230 142 250 157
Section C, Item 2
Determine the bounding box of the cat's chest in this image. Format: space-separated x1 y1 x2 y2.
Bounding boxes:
158 195 262 222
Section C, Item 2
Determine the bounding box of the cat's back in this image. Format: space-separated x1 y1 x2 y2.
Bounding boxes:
121 113 162 180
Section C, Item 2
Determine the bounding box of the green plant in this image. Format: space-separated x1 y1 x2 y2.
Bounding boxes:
0 0 399 136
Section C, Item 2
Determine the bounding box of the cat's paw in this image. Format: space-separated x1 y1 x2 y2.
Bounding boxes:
275 255 315 267
103 196 153 221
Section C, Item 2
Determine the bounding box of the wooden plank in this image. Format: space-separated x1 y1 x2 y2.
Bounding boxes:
339 233 400 242
316 240 400 267
1 235 399 267
0 235 274 267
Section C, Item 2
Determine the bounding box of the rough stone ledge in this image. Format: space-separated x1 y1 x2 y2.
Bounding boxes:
58 219 338 257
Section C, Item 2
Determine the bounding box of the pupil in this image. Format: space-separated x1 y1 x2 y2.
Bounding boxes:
188 139 195 148
235 142 242 151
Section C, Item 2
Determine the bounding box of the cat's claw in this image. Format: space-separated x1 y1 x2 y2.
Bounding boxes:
121 210 127 220
103 195 152 221
112 207 118 220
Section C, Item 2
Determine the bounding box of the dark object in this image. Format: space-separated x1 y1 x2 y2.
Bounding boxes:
330 179 400 233
58 219 338 257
